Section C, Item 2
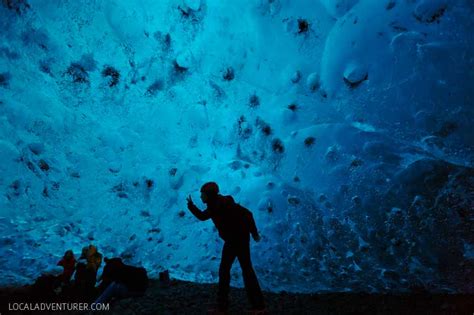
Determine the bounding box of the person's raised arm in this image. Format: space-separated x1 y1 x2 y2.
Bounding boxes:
186 195 211 221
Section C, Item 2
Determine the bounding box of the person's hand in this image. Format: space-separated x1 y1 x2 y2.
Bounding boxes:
253 233 261 242
186 195 194 209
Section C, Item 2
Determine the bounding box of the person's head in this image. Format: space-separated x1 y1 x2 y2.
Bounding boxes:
64 250 74 260
80 246 89 259
200 182 219 204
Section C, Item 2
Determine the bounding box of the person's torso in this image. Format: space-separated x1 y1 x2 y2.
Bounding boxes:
208 195 250 242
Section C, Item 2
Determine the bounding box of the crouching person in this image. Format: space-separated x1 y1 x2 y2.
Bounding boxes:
94 258 148 304
75 245 102 300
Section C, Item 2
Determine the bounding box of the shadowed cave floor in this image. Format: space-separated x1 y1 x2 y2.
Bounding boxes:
1 279 473 314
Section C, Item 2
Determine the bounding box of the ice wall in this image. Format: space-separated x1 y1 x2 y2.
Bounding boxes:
0 0 473 293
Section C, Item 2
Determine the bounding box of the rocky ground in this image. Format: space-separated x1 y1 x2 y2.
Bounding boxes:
1 279 473 314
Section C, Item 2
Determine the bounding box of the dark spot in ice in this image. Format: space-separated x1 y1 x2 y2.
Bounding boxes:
304 136 316 147
249 94 260 108
101 66 120 87
146 80 164 95
293 176 300 182
178 210 186 218
148 228 161 234
261 125 272 135
350 158 364 168
272 138 285 154
390 22 408 32
154 32 172 50
386 1 396 10
39 59 53 75
229 160 242 170
3 0 30 14
0 47 19 59
256 118 272 136
237 115 253 139
435 121 457 138
415 5 446 24
140 210 151 217
0 72 11 87
179 6 190 17
21 28 49 50
173 60 188 73
288 196 300 205
267 204 273 213
7 180 21 200
42 187 49 197
26 161 35 172
66 63 89 83
112 183 128 198
318 194 327 202
145 179 154 188
352 195 362 206
288 103 298 112
163 33 171 49
169 167 178 176
223 67 235 81
0 237 14 246
38 159 50 171
209 80 225 98
291 71 301 83
10 180 20 192
297 19 309 34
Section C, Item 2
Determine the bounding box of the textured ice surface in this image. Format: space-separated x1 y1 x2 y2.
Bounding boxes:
0 0 473 293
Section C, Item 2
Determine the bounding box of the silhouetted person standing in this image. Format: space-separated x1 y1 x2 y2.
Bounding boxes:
187 182 265 312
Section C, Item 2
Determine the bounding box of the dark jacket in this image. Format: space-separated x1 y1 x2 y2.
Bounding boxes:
188 194 259 243
57 257 76 283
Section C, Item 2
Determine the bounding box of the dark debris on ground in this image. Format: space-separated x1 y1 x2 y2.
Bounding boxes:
1 279 473 315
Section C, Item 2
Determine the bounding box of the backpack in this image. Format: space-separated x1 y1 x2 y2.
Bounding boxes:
100 258 148 292
233 203 255 235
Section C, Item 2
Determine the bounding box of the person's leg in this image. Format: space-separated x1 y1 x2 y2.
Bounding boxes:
237 242 265 310
94 282 129 304
217 242 236 310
